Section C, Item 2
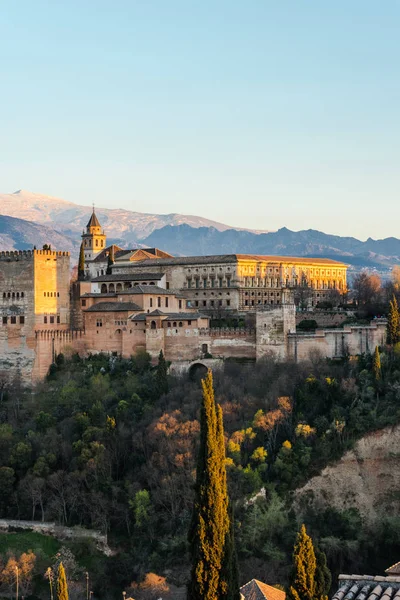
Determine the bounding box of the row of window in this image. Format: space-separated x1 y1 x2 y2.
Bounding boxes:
43 315 61 324
193 299 231 308
188 278 231 289
43 291 60 298
2 292 25 299
2 316 25 324
187 267 229 273
83 239 104 248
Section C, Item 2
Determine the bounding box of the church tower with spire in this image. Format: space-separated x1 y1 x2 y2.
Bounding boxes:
81 208 106 269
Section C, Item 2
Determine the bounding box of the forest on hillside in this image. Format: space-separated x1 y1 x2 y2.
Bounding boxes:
1 336 400 598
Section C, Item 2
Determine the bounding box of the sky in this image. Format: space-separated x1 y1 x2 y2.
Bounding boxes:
1 1 399 240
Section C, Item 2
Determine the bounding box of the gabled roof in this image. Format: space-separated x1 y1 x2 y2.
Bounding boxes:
125 285 176 295
85 302 141 312
115 247 174 262
386 562 400 576
92 244 123 263
86 210 101 229
240 580 286 600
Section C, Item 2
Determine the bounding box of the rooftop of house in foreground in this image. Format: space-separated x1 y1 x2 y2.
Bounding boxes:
240 579 286 600
333 574 400 600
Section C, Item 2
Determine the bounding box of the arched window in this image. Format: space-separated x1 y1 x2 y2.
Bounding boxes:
116 283 122 292
173 322 177 327
101 284 107 294
151 320 157 330
179 322 183 327
12 292 15 299
109 283 115 293
115 328 122 335
21 292 24 298
101 240 104 247
16 292 19 299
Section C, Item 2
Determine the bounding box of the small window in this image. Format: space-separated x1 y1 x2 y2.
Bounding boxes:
157 297 161 307
150 298 153 307
188 320 192 326
10 316 16 324
50 316 55 324
166 282 170 289
179 322 183 327
203 300 206 306
227 300 230 307
165 297 169 308
173 322 177 327
168 322 171 327
2 317 7 325
57 315 60 324
19 316 25 324
57 292 60 297
82 299 86 307
21 292 24 298
179 300 182 309
195 301 199 307
44 316 48 324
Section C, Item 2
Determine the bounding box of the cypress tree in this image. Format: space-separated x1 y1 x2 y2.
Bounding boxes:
314 546 331 600
78 243 85 281
290 524 317 600
372 346 381 381
187 369 233 600
219 507 240 600
156 350 169 397
387 295 400 345
56 562 69 600
106 245 115 275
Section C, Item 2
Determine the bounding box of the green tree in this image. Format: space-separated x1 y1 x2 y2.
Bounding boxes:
387 295 400 345
372 346 381 381
187 370 234 600
78 243 85 280
289 524 317 600
314 546 331 600
219 508 240 600
56 562 69 600
156 350 169 397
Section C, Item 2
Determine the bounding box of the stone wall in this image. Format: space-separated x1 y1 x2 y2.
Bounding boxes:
256 303 296 359
296 311 350 328
289 320 387 361
32 330 87 381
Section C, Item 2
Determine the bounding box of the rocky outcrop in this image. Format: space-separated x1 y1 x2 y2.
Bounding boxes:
294 425 400 522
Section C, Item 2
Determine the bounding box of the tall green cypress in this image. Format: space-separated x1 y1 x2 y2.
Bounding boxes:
187 369 233 600
156 350 169 397
78 243 85 281
387 295 400 345
56 562 69 600
314 546 331 600
372 346 381 381
289 524 317 600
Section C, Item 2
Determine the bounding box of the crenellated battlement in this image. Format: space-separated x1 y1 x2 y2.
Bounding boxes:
0 249 70 260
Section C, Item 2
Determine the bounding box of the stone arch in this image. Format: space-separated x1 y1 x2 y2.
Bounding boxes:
109 283 115 293
101 284 107 294
150 320 157 330
116 283 122 292
124 282 131 290
189 361 208 381
115 329 122 335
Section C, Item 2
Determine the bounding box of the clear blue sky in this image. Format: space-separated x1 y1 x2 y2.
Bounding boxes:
1 1 399 240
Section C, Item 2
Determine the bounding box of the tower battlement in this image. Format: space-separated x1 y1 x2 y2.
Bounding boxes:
0 250 70 261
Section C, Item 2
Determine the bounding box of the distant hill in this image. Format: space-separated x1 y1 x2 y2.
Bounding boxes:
0 214 77 254
0 189 265 245
0 190 399 269
143 224 400 268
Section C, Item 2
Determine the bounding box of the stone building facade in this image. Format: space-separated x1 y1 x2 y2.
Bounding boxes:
0 211 383 384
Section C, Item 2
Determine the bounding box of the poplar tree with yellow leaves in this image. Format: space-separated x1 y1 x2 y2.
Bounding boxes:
187 369 239 600
289 524 330 600
56 562 69 600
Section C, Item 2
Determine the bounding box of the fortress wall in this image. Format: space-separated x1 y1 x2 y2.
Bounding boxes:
205 328 256 360
32 330 87 381
289 321 387 361
296 311 349 328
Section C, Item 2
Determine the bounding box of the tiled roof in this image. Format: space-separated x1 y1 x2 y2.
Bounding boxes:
103 254 348 268
386 564 400 576
129 311 208 321
92 244 123 263
124 285 176 295
85 302 141 312
91 273 164 282
240 579 286 600
332 575 400 600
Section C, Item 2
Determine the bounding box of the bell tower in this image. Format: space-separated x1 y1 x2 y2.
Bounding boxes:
81 208 106 263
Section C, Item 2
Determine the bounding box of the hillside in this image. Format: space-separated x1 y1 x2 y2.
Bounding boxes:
1 190 400 268
0 214 78 254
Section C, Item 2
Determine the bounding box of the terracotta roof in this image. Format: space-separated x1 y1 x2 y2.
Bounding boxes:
386 563 400 576
240 580 286 600
92 244 124 263
91 272 164 282
130 311 207 321
123 285 176 295
85 302 141 312
332 575 400 600
86 210 101 229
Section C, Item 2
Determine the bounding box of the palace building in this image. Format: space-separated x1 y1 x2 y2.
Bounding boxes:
0 209 385 385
